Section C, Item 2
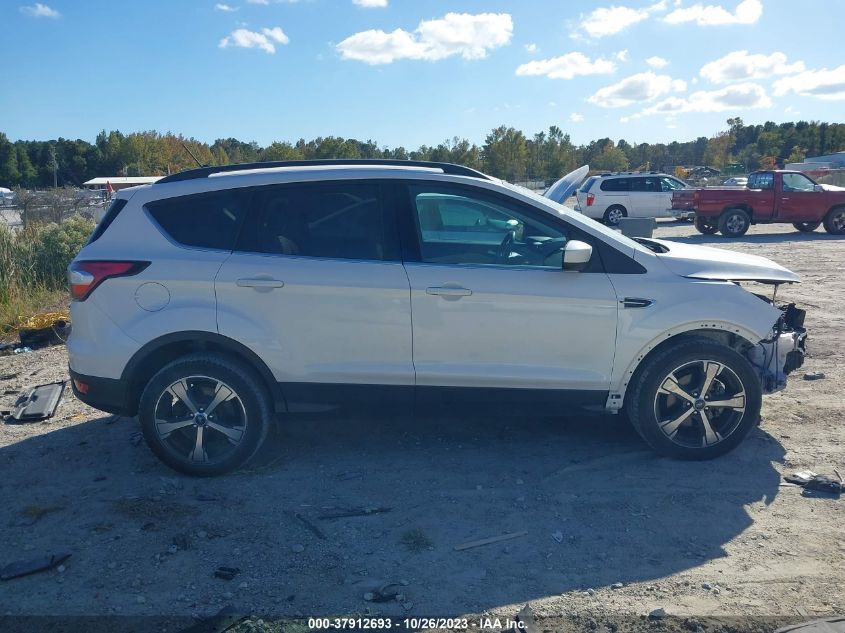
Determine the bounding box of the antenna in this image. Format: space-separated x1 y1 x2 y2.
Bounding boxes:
182 143 205 168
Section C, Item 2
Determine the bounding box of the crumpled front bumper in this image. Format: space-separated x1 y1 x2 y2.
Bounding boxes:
747 304 807 393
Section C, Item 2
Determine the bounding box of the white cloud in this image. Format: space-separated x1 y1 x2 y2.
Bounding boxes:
663 0 762 26
247 0 269 3
525 43 538 53
700 50 805 84
337 12 513 65
587 71 686 108
215 3 238 11
516 52 616 80
785 106 799 115
772 64 845 101
616 49 629 62
353 0 388 7
19 3 59 18
643 82 771 114
570 112 585 122
646 55 669 68
580 1 667 38
219 26 289 54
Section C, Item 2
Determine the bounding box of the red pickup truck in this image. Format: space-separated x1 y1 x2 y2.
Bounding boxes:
671 170 845 237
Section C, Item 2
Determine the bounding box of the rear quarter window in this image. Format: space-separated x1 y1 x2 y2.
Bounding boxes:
146 189 250 250
579 176 598 193
600 178 630 192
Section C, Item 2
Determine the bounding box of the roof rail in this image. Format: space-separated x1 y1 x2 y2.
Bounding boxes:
156 159 491 184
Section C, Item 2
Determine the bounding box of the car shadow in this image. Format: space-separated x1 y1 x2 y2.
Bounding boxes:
0 409 785 617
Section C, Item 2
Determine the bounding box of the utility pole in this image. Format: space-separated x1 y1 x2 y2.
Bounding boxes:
49 146 58 188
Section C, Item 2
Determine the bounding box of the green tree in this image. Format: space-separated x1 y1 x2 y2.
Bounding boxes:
591 143 629 172
483 126 529 181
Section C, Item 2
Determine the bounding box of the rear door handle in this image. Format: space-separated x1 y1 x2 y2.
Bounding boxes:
236 277 284 289
426 286 472 297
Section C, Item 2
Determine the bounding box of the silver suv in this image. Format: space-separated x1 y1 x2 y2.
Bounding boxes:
68 160 806 476
575 172 688 225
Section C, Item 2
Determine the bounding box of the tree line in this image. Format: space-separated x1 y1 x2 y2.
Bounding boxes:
1 118 844 189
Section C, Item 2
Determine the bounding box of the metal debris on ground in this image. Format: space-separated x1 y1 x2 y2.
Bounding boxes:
454 530 528 551
784 470 843 496
3 381 65 423
0 552 71 581
317 506 392 520
290 511 327 540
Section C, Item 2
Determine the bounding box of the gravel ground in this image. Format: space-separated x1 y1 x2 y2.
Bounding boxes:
0 221 842 632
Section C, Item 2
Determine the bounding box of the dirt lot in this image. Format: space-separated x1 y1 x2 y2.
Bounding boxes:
0 221 842 631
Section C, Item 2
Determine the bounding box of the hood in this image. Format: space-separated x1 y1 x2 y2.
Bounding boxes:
544 165 588 204
820 183 845 192
636 238 800 284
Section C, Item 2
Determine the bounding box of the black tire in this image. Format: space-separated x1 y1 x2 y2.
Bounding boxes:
603 205 627 226
822 206 845 235
139 353 272 476
625 337 762 460
717 208 750 238
694 216 718 235
792 221 820 233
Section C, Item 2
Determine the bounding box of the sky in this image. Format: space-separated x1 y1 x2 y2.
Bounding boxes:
2 0 845 149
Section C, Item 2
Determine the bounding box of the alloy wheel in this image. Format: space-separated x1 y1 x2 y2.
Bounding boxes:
153 375 247 464
652 360 746 448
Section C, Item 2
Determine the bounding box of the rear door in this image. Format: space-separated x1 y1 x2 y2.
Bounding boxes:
399 181 618 403
215 180 413 406
777 172 828 221
598 177 631 217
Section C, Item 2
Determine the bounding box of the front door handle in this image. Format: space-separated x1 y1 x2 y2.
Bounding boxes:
236 277 284 289
426 286 472 297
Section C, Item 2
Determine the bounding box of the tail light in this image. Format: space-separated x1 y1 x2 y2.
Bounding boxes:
68 261 149 301
693 190 700 208
586 193 595 207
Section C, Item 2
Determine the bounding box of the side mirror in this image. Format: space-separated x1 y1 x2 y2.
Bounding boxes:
814 184 824 192
563 240 593 272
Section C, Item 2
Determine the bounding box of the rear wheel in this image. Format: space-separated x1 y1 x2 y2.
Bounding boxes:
718 208 750 238
793 221 820 233
626 338 762 460
694 216 718 234
823 207 845 235
139 353 272 476
603 205 627 226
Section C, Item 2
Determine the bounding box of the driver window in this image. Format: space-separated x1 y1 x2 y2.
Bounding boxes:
409 185 568 268
782 173 816 192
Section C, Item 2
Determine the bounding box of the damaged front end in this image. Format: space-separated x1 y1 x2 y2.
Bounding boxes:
747 299 807 393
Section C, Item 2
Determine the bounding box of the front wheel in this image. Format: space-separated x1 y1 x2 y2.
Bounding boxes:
139 353 272 476
718 208 750 238
823 207 845 235
793 221 820 233
694 216 718 234
626 338 762 460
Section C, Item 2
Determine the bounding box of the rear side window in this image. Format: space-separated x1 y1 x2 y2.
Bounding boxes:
600 178 630 192
147 190 250 250
87 198 127 244
242 181 394 261
748 172 774 190
630 177 659 192
579 176 598 193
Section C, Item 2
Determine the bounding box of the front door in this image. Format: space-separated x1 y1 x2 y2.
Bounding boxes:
777 172 828 221
215 180 413 406
399 182 619 403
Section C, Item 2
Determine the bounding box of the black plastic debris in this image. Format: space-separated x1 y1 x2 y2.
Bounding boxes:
0 552 71 581
784 470 843 498
19 320 71 349
4 381 65 423
213 566 240 581
803 371 826 381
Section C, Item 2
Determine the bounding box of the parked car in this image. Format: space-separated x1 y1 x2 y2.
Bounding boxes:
722 177 748 187
672 170 845 237
575 172 689 226
68 160 807 475
0 186 15 206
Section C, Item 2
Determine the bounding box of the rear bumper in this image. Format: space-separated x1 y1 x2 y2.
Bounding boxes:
671 208 695 220
69 368 134 416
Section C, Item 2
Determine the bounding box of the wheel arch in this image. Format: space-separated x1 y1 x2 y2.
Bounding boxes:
721 203 753 220
121 331 286 416
610 324 761 411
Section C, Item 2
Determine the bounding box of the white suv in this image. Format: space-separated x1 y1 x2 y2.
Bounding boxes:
67 160 807 475
576 172 688 225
